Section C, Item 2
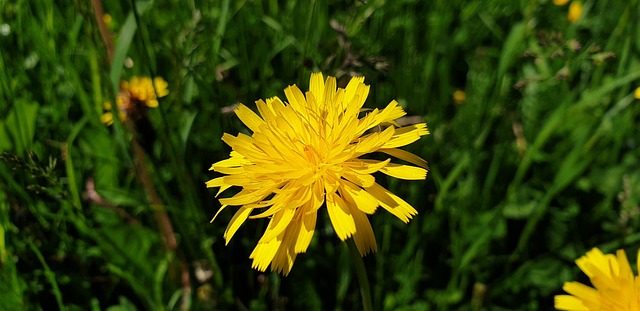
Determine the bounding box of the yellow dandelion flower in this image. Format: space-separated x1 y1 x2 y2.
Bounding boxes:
555 247 640 310
553 0 570 6
634 87 640 99
122 76 169 108
207 72 429 275
101 76 168 125
568 1 583 23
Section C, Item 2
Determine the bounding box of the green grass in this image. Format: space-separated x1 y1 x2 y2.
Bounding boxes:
1 0 640 310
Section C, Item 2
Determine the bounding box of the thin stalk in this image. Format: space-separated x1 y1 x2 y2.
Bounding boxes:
91 0 114 61
130 129 192 311
347 239 373 311
29 241 65 311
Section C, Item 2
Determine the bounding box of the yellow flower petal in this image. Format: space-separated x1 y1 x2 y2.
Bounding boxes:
218 188 271 206
259 208 297 242
355 100 406 136
309 72 325 105
294 204 317 253
381 123 430 149
209 204 228 223
339 180 378 214
250 235 282 272
284 84 309 117
344 76 365 107
344 158 391 175
235 103 265 133
380 162 428 180
342 170 376 188
326 192 356 241
352 126 395 155
351 208 377 255
379 148 429 169
153 77 169 97
205 177 232 197
365 183 417 223
223 205 254 244
120 76 168 110
562 282 598 304
100 112 114 125
554 295 590 310
146 99 158 108
271 230 297 276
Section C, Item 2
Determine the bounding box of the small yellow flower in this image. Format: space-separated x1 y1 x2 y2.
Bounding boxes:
207 73 429 275
453 89 466 104
101 76 168 125
102 14 112 28
634 87 640 99
100 111 114 125
568 1 583 23
553 0 570 6
101 98 127 126
555 247 640 310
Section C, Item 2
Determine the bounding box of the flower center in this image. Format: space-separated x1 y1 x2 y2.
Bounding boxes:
303 144 323 166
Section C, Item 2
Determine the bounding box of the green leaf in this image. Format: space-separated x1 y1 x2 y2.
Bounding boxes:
106 296 139 311
5 100 39 155
497 22 526 77
0 257 26 311
0 121 12 151
180 110 198 156
110 1 151 94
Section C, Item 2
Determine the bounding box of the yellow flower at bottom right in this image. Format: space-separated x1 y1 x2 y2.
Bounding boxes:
555 248 640 310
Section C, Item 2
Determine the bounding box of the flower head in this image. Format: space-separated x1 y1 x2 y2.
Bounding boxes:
101 76 168 125
568 1 583 23
207 72 429 275
453 89 466 105
555 247 640 310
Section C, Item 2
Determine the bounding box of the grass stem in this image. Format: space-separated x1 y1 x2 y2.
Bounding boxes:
348 238 373 311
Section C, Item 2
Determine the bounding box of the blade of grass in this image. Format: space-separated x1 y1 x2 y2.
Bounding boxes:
65 117 88 209
28 240 65 311
109 1 151 93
